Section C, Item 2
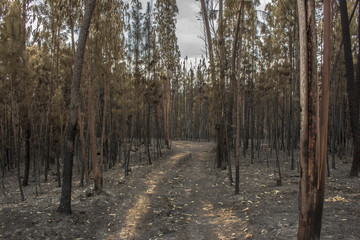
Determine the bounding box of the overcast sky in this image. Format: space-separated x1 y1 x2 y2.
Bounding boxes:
176 0 204 58
176 0 270 59
139 0 270 59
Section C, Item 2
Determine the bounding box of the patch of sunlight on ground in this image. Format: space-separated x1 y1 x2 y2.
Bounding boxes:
325 195 349 203
114 152 190 239
201 202 251 239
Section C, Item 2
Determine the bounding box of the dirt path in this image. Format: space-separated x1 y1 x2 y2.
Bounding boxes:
105 141 249 240
1 141 359 240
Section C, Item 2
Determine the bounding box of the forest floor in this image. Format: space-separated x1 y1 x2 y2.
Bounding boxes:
0 141 359 240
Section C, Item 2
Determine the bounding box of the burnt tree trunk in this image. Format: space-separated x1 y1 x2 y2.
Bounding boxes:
22 119 31 186
339 0 360 177
147 102 152 164
313 0 331 237
297 0 317 238
232 0 244 194
200 0 221 168
57 0 96 214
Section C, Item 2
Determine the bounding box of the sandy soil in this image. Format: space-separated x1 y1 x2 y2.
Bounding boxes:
0 141 359 239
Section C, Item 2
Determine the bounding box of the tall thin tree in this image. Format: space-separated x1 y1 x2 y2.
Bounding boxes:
313 0 331 237
339 0 360 177
200 0 221 168
297 0 318 238
57 0 96 214
232 0 244 194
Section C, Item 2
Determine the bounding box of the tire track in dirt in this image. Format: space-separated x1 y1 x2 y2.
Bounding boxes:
106 147 192 239
1 141 358 239
107 141 249 240
166 141 249 240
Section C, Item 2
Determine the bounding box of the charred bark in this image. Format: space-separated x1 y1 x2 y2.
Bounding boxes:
57 0 96 214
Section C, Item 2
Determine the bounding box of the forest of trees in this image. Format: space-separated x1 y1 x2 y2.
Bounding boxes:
0 0 359 239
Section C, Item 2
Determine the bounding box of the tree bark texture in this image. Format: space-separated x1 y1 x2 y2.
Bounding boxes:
57 0 96 214
88 53 99 190
78 107 88 187
297 0 317 238
22 119 31 186
100 74 108 187
313 0 331 237
164 74 171 149
217 0 226 169
200 0 221 167
11 95 24 202
232 0 244 194
339 0 360 177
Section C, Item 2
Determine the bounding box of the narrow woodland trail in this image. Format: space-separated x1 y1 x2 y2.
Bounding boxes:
1 141 359 240
105 141 250 240
1 141 251 240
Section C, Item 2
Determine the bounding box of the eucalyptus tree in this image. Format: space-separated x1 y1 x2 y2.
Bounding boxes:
297 0 331 238
24 44 53 188
41 0 69 183
57 0 96 214
187 66 195 139
103 0 127 170
143 1 154 76
200 0 224 168
143 1 154 164
297 0 318 237
0 2 8 181
312 0 331 237
0 0 26 201
130 0 144 90
32 0 84 187
339 0 360 177
0 0 11 180
155 0 180 148
261 0 299 172
129 0 145 149
179 60 188 139
216 0 226 169
232 0 244 194
243 0 260 161
83 0 128 185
